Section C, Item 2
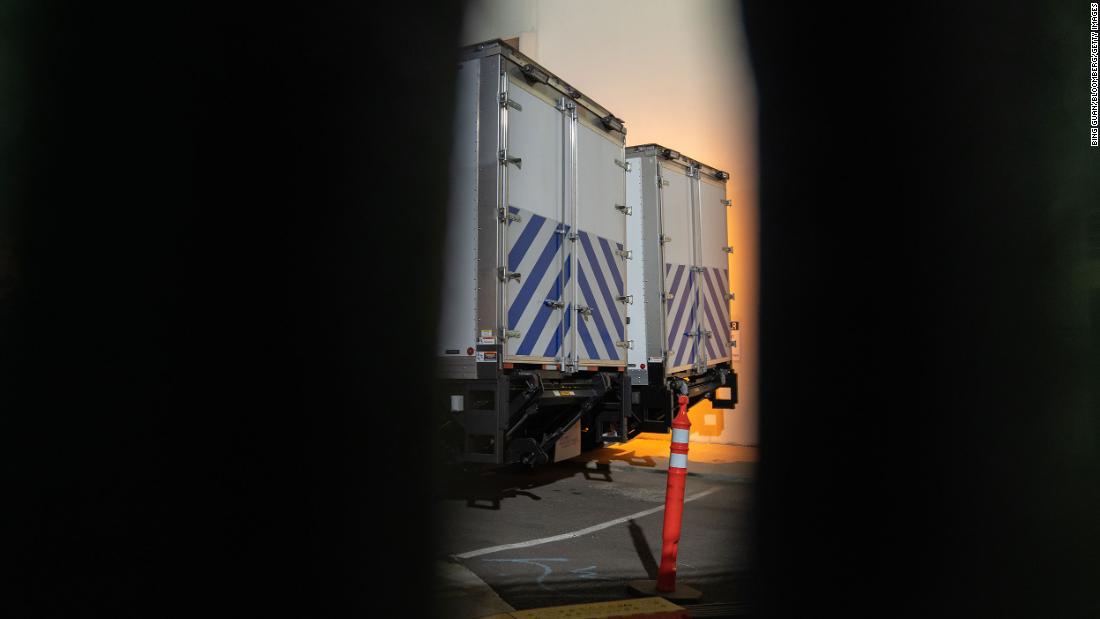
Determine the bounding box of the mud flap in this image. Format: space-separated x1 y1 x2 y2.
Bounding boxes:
712 368 738 409
553 420 582 462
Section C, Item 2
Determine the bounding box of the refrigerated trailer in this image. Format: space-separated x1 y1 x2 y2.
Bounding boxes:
437 40 637 465
624 144 738 429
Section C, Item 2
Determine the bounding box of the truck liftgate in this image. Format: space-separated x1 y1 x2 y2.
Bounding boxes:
439 367 634 466
632 364 738 433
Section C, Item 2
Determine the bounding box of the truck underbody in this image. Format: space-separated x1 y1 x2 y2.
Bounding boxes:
632 364 738 432
439 367 634 466
439 363 736 466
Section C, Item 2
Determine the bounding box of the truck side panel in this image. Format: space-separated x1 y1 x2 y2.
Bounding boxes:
438 59 481 379
625 157 649 384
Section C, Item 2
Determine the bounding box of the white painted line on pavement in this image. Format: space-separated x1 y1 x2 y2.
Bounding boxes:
451 486 723 560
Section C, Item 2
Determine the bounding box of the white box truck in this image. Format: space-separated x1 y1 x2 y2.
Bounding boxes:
624 144 738 429
437 40 635 465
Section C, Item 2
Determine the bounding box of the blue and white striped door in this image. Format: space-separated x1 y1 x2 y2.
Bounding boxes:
504 207 572 363
574 124 627 365
501 81 569 364
501 79 628 367
696 266 730 363
573 229 626 363
665 262 697 372
697 176 732 365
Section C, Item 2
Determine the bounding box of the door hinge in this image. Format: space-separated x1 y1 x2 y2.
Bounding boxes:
501 328 522 339
601 115 625 133
617 294 633 305
686 164 700 179
727 292 736 301
614 204 632 215
544 299 565 309
722 199 732 206
614 158 631 172
498 267 521 282
616 340 634 350
499 91 523 111
498 208 522 223
616 249 633 260
521 63 549 85
498 149 522 169
659 234 672 244
657 177 670 187
575 305 593 320
722 246 734 254
690 266 705 273
663 292 674 300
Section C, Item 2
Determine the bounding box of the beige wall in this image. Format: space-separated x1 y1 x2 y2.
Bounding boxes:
461 0 758 445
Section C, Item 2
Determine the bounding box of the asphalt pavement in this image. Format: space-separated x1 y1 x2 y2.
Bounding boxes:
435 439 755 616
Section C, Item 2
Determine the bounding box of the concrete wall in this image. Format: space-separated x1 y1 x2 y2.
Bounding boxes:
460 0 758 445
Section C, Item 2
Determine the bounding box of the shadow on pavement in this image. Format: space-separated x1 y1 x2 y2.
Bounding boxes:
627 519 659 580
436 460 620 510
435 439 670 510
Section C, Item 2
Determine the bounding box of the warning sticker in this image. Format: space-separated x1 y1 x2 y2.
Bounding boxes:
478 336 496 345
476 351 498 363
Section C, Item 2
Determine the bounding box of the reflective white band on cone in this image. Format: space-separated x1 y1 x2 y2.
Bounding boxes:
671 428 690 444
669 453 688 469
